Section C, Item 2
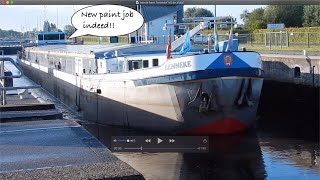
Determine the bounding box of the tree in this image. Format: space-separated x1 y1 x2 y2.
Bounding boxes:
303 5 320 26
184 7 213 18
63 25 75 37
217 16 235 29
243 8 267 32
50 23 57 32
43 21 51 32
0 29 21 40
263 5 304 27
240 9 250 23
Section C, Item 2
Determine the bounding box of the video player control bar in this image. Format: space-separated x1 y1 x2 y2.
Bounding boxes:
111 136 209 153
5 1 316 5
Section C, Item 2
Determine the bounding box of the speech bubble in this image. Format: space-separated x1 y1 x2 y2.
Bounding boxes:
69 5 144 38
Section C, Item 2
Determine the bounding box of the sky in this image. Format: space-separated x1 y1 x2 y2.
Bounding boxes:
0 5 265 32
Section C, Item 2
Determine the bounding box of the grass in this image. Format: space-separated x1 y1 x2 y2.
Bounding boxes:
241 45 320 52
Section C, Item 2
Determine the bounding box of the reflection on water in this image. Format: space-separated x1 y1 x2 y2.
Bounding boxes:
260 136 320 179
83 123 320 180
5 55 320 180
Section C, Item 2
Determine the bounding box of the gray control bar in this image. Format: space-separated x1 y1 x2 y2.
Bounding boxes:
111 136 209 153
5 0 319 5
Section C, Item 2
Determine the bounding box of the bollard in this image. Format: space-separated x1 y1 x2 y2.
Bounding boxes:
312 66 315 87
0 60 5 105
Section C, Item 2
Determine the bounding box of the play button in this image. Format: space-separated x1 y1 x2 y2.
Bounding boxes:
157 138 163 144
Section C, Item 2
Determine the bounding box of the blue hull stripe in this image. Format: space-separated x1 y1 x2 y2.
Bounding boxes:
133 68 263 86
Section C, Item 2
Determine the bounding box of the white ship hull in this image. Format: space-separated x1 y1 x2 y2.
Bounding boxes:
20 46 263 134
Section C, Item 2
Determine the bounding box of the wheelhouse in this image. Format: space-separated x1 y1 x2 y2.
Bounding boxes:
36 32 67 45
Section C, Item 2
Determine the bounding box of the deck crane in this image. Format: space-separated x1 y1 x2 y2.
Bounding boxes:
164 16 236 51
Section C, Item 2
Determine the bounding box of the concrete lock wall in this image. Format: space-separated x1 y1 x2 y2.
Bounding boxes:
258 55 319 140
261 54 320 87
20 63 78 111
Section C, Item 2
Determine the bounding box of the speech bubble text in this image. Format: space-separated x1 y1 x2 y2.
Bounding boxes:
69 5 144 38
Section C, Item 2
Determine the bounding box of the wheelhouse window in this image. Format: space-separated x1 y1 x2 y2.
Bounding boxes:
44 34 60 40
38 35 44 40
128 60 143 70
152 59 159 67
143 60 149 68
133 61 141 70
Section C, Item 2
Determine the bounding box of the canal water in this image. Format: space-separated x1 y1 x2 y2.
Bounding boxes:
82 123 319 180
5 55 320 180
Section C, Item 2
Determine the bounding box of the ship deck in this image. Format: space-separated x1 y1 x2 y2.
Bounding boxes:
26 44 166 53
24 43 207 58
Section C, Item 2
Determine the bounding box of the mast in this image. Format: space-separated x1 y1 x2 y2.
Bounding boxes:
214 5 217 39
57 8 59 31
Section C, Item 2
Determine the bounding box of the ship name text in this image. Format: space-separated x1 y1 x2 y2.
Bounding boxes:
165 61 191 70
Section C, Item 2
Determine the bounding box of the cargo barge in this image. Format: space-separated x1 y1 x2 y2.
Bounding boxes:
18 19 263 134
